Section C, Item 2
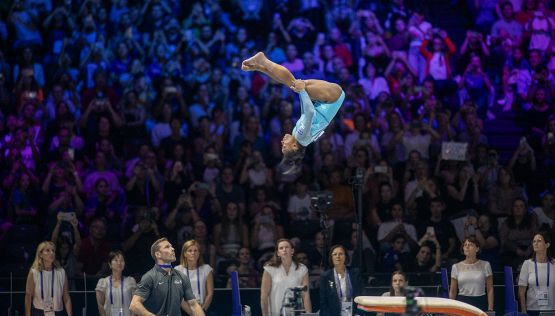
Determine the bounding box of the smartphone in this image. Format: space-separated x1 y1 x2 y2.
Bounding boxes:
374 166 388 174
259 214 272 224
68 148 75 161
205 153 219 161
467 225 476 235
197 182 209 190
165 86 178 94
59 212 76 222
426 226 435 236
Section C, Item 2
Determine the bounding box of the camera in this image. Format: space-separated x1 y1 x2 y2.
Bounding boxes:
309 191 333 210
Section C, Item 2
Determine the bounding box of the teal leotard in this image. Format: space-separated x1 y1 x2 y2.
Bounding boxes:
292 89 345 147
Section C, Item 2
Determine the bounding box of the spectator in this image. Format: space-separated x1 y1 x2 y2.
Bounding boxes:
226 247 259 288
122 207 161 275
533 191 555 228
500 197 539 269
488 167 525 217
377 201 418 252
251 204 284 260
78 217 111 276
491 2 523 46
381 270 407 298
404 236 442 273
213 201 249 260
417 198 458 261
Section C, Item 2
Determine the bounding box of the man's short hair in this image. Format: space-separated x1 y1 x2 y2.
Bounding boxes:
150 237 168 260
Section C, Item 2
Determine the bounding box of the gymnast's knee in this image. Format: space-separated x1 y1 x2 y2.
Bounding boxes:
322 83 342 103
330 83 342 99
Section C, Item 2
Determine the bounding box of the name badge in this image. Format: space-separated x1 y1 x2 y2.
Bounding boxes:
536 289 549 306
44 298 55 316
111 307 124 316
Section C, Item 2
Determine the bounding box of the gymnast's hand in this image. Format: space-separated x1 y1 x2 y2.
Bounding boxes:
290 79 306 93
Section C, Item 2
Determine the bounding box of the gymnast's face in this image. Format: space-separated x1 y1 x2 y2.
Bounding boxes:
281 134 299 154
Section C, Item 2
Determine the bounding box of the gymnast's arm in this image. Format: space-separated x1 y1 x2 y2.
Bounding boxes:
294 89 315 146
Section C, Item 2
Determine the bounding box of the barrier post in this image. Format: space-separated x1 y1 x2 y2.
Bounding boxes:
440 268 449 298
230 271 242 316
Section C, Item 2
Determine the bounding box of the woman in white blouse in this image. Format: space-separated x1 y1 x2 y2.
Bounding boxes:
518 232 555 316
25 241 72 316
175 239 214 313
449 237 493 311
95 251 137 316
261 238 311 316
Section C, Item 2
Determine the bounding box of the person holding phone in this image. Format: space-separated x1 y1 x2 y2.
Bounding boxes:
518 232 555 316
417 198 458 261
449 237 494 312
241 52 345 175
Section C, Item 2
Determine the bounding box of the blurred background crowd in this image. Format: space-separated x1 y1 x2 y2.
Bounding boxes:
1 0 555 291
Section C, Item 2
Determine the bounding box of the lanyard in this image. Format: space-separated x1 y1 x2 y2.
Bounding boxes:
334 268 353 300
109 276 124 306
158 264 172 269
186 267 201 298
40 269 55 300
535 259 551 288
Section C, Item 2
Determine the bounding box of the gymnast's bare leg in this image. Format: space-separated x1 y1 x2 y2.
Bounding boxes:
241 52 342 103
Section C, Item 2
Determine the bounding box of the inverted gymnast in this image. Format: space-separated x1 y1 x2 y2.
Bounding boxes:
242 52 345 174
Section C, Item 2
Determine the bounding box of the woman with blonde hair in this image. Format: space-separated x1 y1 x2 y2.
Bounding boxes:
25 241 72 316
175 240 214 313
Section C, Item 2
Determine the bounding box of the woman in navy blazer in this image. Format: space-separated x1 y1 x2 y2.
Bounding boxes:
319 244 363 316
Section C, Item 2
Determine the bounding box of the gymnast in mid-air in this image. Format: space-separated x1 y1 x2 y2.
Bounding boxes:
241 52 345 174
